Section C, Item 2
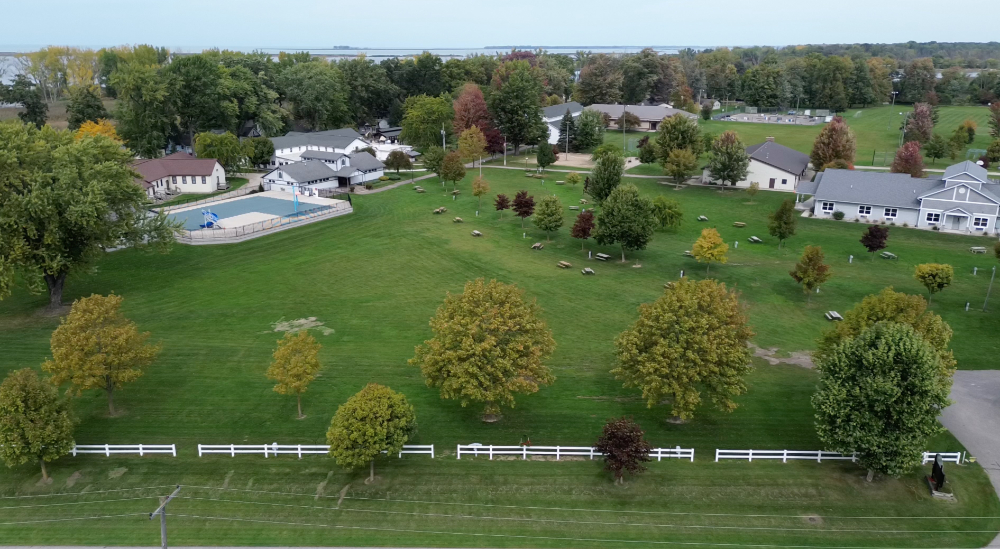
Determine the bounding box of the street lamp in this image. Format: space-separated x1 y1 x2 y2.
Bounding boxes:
886 91 899 130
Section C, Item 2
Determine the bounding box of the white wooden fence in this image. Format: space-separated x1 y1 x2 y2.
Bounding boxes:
456 444 694 462
197 443 434 458
71 444 176 457
715 449 963 464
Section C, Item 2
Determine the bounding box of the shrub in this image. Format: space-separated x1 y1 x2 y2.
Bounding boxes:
387 173 401 180
379 176 389 181
833 211 845 220
902 222 909 227
364 182 375 190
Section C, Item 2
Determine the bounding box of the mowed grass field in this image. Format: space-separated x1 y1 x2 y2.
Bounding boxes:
1 168 999 547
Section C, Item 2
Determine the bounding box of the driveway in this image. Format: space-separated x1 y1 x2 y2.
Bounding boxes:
938 370 1000 547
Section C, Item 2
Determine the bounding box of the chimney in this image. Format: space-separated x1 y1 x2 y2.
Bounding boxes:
765 136 775 143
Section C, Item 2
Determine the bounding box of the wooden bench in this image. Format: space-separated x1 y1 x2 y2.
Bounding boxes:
557 261 572 269
748 236 763 243
531 242 544 250
471 230 482 237
880 251 897 260
733 222 746 228
582 267 595 275
595 253 611 261
569 206 579 210
825 311 843 321
971 246 988 254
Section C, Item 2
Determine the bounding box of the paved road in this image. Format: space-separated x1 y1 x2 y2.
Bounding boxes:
939 370 1000 547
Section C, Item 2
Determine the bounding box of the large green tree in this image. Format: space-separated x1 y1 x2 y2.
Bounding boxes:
439 151 466 189
594 183 657 262
533 195 563 240
2 75 48 129
0 368 75 482
194 131 246 173
245 137 275 167
166 55 230 142
327 383 416 482
400 94 454 149
813 322 950 480
410 278 555 420
488 60 546 154
575 54 623 104
0 123 177 309
588 152 625 203
111 61 174 158
613 278 754 421
66 86 108 130
278 61 349 131
574 109 607 152
655 114 703 165
338 57 399 126
707 131 750 187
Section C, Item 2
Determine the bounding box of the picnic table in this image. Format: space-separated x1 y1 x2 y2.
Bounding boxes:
880 251 897 260
748 236 763 243
557 261 572 269
433 207 447 214
733 222 746 228
453 217 463 223
531 242 544 250
569 206 579 210
697 215 709 222
683 250 694 257
971 246 988 254
582 267 595 275
595 253 611 261
471 230 482 237
825 311 843 321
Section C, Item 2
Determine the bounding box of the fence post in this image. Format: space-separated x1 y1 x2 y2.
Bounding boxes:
171 444 176 457
522 446 526 460
431 445 434 459
298 444 303 459
782 449 787 463
456 444 460 460
72 446 77 457
140 444 145 457
230 444 235 457
556 446 560 461
748 449 752 463
105 444 110 457
715 449 719 462
590 447 594 460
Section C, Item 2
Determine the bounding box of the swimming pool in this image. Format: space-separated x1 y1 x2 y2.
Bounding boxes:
166 195 326 230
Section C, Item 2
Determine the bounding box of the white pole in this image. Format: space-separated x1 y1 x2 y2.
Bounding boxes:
984 266 996 312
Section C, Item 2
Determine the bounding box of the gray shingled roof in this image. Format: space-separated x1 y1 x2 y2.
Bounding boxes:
348 151 385 171
300 150 346 162
745 141 810 175
796 180 819 195
542 101 584 120
273 160 335 183
812 170 942 209
586 104 698 121
332 166 361 177
943 160 989 182
272 128 364 151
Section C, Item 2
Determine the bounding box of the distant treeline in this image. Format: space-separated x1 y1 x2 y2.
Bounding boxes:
3 43 999 158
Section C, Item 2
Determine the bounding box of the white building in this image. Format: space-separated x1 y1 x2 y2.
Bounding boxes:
262 151 385 195
132 152 227 199
542 101 584 145
703 138 811 192
798 161 999 234
267 128 370 168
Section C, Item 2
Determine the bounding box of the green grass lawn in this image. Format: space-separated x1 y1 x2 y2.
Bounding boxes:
156 177 250 208
1 169 998 546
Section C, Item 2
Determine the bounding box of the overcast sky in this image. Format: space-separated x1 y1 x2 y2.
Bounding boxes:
1 0 991 52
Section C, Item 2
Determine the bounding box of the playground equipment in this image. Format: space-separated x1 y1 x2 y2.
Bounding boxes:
200 209 221 229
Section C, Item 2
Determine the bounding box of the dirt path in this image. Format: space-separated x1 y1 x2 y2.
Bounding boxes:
750 344 815 369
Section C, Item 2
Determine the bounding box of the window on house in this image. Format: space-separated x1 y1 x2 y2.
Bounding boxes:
202 176 206 184
821 202 834 212
884 208 897 218
781 179 787 186
926 212 941 224
859 205 872 216
974 217 989 229
171 176 176 185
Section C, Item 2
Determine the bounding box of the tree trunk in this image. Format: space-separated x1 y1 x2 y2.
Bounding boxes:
107 387 116 416
620 245 626 262
297 393 303 419
43 272 67 310
866 469 874 482
369 459 375 483
706 263 711 275
40 458 48 481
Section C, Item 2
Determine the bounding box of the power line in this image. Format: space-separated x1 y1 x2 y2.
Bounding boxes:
0 496 155 510
0 512 148 526
174 495 998 535
167 512 982 549
0 485 175 499
178 485 1000 521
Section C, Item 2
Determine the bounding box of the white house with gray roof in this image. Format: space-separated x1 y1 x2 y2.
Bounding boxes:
262 151 385 195
543 101 584 145
703 138 811 192
799 161 999 234
267 128 370 168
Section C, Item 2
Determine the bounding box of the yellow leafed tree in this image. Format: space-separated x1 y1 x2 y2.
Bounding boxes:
692 227 729 274
42 294 160 416
76 119 121 142
266 331 323 419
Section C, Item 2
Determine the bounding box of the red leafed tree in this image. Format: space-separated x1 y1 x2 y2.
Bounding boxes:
890 141 925 178
860 225 890 260
494 193 511 219
904 103 934 144
810 116 856 170
571 210 595 250
512 190 535 228
595 417 652 485
482 125 505 156
452 83 491 135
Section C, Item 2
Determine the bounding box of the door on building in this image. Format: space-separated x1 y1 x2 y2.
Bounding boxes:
950 216 962 230
768 178 776 189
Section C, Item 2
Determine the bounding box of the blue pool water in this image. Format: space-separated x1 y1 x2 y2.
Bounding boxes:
167 196 323 230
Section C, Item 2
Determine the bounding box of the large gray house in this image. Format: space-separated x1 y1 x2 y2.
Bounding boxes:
798 161 999 234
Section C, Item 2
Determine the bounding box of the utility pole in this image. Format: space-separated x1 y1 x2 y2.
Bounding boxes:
564 119 571 161
985 266 996 312
441 124 446 150
149 485 182 549
622 104 627 153
887 91 898 130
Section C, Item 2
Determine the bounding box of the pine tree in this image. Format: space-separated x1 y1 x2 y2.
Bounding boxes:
767 199 798 248
559 108 577 152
